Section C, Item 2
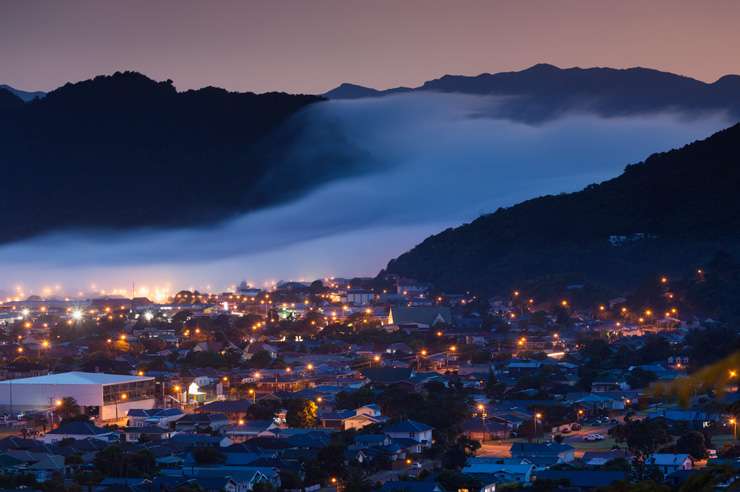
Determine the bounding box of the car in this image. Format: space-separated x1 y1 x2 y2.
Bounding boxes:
561 427 571 434
571 423 582 431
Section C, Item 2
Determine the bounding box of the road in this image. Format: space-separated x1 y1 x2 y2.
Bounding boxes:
476 424 616 459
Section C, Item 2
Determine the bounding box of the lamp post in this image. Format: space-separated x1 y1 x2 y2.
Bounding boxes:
115 393 128 422
730 417 737 441
534 412 542 440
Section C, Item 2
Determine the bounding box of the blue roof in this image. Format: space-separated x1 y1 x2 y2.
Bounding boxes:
47 421 111 436
384 419 433 433
0 371 153 385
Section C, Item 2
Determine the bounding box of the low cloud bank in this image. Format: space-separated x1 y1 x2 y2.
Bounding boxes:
0 93 730 292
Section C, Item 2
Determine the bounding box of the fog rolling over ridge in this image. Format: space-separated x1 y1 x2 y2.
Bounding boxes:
0 93 730 292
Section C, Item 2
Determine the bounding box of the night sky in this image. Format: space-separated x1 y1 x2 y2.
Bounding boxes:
2 0 740 94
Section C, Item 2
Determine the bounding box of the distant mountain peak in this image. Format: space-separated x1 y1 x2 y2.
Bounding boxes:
0 84 45 102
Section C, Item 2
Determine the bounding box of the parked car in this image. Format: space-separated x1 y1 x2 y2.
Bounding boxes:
571 423 582 431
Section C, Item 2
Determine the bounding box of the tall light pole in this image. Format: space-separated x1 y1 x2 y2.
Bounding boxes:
534 412 542 441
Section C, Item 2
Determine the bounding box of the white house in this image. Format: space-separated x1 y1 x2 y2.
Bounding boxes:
384 419 433 448
41 421 119 444
646 453 692 474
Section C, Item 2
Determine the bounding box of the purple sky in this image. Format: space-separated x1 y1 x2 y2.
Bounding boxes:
3 0 740 94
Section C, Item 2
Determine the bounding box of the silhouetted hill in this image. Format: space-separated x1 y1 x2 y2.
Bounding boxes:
323 82 412 100
0 89 24 110
0 71 323 243
0 84 45 101
385 122 740 295
325 64 740 120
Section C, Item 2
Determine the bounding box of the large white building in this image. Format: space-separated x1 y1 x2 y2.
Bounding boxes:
0 371 155 421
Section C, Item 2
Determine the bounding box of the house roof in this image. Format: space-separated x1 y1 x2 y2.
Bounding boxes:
0 371 153 385
389 306 451 326
361 367 412 384
647 453 692 465
385 419 433 433
510 442 574 455
47 421 112 436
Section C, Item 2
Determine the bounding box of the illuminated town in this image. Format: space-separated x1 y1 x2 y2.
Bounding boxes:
0 271 736 491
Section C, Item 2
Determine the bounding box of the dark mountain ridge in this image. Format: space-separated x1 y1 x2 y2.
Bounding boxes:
384 122 740 295
0 71 325 243
324 64 740 121
0 84 45 102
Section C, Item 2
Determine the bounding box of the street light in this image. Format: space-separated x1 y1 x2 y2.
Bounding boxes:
534 412 543 439
730 418 737 441
249 388 256 403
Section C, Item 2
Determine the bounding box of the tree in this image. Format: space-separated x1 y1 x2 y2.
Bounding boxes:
57 397 81 421
286 399 318 428
610 419 671 455
673 431 708 460
626 368 658 389
436 470 481 492
247 399 281 420
248 350 274 369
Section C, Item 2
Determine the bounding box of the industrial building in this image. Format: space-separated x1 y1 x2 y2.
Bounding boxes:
0 371 155 421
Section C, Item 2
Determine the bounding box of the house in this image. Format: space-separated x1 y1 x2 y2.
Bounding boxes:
346 289 374 306
509 442 575 467
581 449 632 466
242 343 279 361
462 460 535 486
224 421 277 443
175 413 229 432
387 306 451 329
384 420 433 448
361 367 413 387
353 434 392 449
41 421 119 444
4 451 66 482
645 453 692 474
319 403 387 431
169 433 233 448
123 425 174 442
127 407 184 428
645 408 723 430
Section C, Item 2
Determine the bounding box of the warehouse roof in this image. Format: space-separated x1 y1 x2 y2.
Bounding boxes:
0 371 153 385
